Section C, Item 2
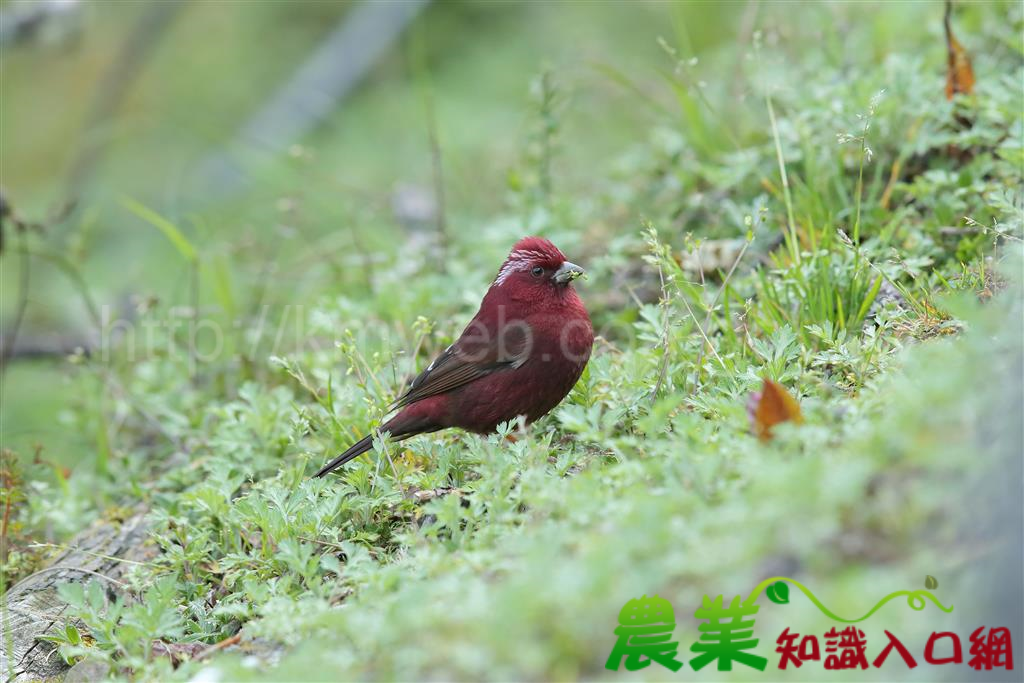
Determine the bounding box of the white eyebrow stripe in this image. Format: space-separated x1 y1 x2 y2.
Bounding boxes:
493 249 549 286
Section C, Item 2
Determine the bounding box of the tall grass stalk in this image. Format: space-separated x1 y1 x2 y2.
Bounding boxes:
766 95 800 266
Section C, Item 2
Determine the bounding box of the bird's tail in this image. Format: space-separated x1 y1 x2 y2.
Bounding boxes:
313 433 377 477
314 411 439 477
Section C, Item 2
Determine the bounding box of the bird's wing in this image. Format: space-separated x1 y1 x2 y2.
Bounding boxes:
391 322 530 409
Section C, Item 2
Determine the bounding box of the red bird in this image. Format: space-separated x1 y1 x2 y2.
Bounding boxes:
315 237 593 477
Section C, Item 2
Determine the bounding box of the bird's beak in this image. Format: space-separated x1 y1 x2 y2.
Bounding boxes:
553 261 586 284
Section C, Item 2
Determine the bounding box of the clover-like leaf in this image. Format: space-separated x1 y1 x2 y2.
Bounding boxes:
925 575 938 590
766 580 790 604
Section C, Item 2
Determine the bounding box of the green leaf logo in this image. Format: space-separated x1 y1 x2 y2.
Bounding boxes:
766 580 790 604
925 575 938 590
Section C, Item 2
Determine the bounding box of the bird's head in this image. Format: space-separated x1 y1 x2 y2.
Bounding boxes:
491 237 586 296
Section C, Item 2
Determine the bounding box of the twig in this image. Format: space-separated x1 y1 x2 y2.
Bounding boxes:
380 437 401 483
678 292 727 372
26 542 156 567
624 284 646 310
348 342 390 400
193 634 241 662
593 336 623 356
16 565 129 590
396 326 429 399
962 217 1023 243
296 536 346 552
701 239 752 330
693 237 752 385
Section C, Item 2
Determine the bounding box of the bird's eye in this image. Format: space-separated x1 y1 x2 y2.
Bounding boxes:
531 266 545 278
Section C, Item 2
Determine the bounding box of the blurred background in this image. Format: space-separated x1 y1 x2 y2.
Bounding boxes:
2 1 1023 680
4 0 1015 462
4 0 726 457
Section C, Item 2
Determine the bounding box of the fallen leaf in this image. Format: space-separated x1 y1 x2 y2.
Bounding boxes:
944 1 975 100
748 378 804 441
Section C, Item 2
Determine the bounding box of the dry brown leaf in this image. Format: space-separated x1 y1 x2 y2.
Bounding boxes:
748 378 804 441
944 1 975 99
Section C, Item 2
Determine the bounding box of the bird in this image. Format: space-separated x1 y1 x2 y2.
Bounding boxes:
315 236 593 477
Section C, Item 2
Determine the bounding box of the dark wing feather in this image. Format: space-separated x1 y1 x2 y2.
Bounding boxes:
391 323 529 410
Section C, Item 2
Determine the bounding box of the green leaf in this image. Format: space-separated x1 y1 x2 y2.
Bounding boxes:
122 197 197 262
56 582 85 609
767 580 790 604
854 273 884 326
925 575 938 590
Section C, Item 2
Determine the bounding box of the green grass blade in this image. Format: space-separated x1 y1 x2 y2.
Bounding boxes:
122 197 197 263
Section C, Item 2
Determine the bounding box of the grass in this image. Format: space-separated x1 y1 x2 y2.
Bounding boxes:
2 1 1022 681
